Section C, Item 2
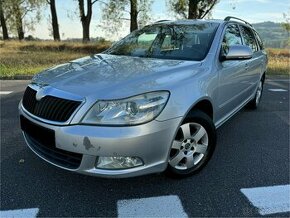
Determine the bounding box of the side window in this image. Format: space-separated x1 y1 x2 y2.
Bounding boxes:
161 35 180 51
240 26 258 52
137 32 157 46
222 24 243 55
253 30 264 50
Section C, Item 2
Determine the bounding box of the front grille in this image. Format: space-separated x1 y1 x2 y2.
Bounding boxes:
22 86 81 122
20 115 82 169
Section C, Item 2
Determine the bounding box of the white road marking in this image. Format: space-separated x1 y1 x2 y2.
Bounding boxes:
0 91 13 95
268 89 288 92
266 79 290 82
241 185 290 215
0 208 39 218
117 195 188 218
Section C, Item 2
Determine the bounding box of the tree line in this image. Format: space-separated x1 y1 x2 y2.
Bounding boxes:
0 0 219 43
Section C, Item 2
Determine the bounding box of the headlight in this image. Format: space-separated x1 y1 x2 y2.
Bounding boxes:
82 91 169 125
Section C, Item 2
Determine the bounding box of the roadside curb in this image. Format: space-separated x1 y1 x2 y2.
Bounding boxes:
266 75 289 80
1 75 33 80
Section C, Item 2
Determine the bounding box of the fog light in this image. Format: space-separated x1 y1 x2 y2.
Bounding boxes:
96 156 143 169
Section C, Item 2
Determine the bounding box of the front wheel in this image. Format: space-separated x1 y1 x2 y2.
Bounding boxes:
166 110 216 178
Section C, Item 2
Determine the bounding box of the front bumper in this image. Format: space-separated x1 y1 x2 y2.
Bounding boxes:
19 105 182 178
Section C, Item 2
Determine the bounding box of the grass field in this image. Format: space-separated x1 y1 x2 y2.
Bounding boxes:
0 40 289 78
266 48 290 75
0 41 111 78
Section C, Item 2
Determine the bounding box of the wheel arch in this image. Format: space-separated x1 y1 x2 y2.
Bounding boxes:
186 98 214 121
261 72 266 83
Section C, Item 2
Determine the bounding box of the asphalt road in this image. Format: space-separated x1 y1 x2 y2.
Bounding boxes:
1 78 289 217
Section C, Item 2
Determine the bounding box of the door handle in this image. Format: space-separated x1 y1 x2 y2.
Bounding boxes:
245 63 249 70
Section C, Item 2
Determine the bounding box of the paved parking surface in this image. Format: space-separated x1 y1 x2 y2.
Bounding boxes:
1 78 289 217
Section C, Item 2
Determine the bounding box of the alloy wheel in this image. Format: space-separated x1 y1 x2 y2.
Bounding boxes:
169 122 209 170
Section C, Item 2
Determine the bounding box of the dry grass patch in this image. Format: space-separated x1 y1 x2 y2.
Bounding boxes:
266 48 290 75
0 40 111 77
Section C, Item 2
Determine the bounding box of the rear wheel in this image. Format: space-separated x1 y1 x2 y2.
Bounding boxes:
166 110 216 178
248 79 264 109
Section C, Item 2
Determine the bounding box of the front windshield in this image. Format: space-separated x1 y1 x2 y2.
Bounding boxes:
105 22 219 61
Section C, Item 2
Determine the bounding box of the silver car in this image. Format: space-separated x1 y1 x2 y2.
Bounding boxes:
19 17 267 178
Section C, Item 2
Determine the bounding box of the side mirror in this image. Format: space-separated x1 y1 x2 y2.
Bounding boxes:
221 45 253 61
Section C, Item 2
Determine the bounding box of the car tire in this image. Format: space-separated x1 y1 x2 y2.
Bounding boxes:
248 78 264 109
166 110 216 178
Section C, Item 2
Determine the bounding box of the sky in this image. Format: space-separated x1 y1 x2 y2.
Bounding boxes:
29 0 290 40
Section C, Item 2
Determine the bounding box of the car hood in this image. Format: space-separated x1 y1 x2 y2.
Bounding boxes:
32 54 202 99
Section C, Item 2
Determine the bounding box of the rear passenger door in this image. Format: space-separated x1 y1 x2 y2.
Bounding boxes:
239 25 263 95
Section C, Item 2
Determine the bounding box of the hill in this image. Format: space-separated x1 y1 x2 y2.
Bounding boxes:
252 21 289 48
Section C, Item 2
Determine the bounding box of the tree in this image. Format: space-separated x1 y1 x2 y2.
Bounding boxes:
102 0 152 35
0 0 9 39
281 10 290 38
12 0 25 40
130 0 138 32
168 0 219 19
78 0 99 43
5 0 44 40
47 0 60 41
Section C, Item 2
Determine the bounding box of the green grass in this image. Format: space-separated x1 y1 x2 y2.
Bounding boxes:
0 41 289 78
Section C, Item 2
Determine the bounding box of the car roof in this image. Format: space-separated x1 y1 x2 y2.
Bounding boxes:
154 18 253 28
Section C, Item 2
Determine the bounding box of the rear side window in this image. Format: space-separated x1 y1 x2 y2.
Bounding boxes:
253 30 264 50
222 24 243 55
240 26 258 52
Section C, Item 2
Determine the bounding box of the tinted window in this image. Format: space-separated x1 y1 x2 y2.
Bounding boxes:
222 24 243 55
137 32 158 46
240 26 258 52
105 23 219 61
253 30 264 50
